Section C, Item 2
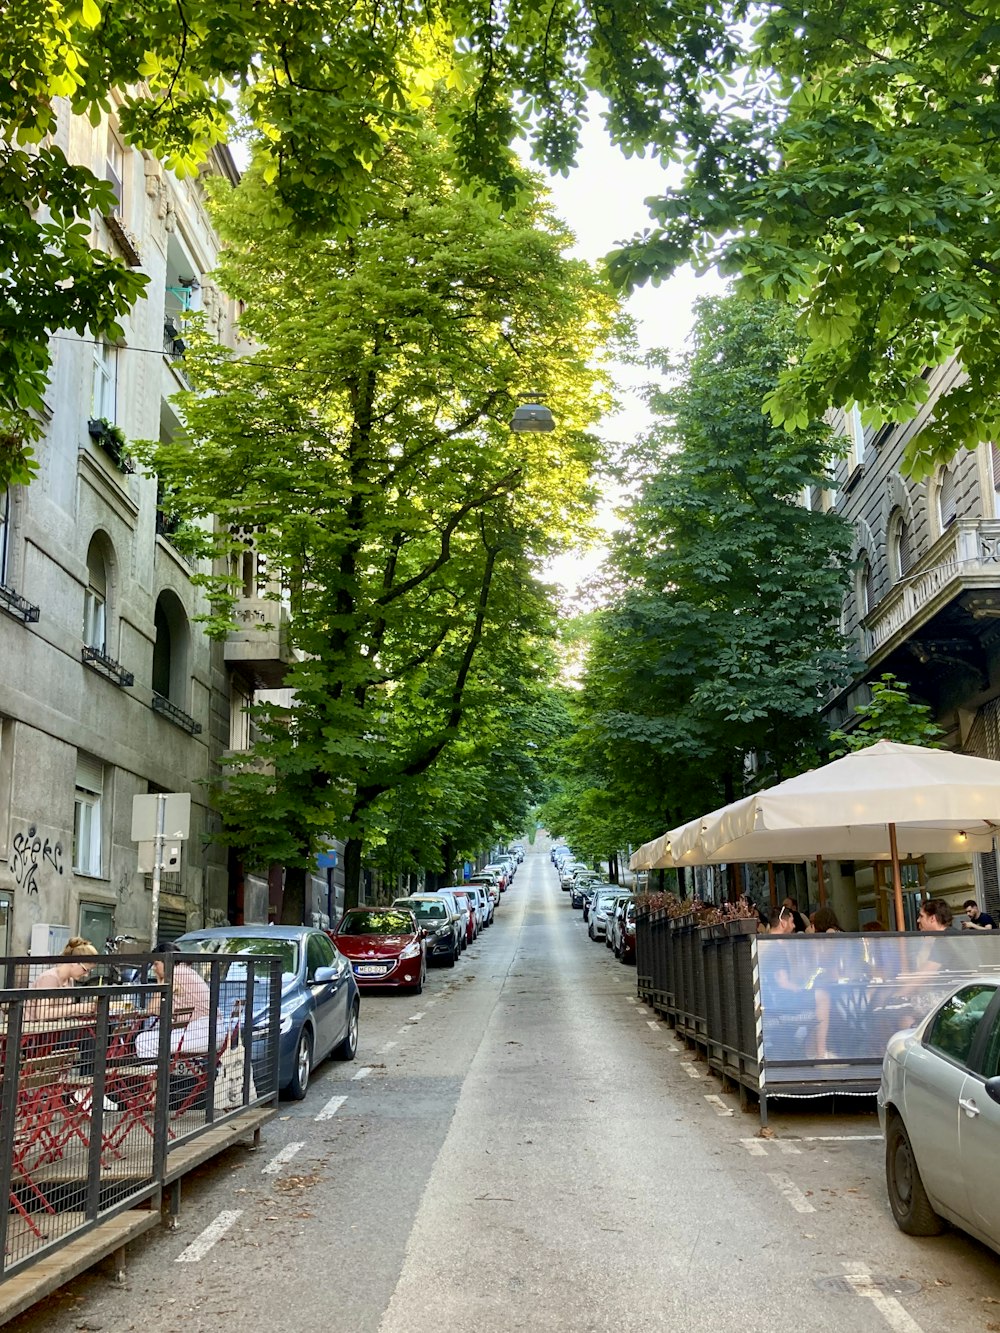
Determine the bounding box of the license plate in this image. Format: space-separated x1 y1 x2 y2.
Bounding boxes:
355 964 387 976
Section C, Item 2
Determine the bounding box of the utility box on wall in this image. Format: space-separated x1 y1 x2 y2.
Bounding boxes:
29 923 71 957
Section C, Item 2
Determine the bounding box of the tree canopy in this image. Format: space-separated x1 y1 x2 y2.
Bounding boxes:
144 118 622 910
546 295 860 856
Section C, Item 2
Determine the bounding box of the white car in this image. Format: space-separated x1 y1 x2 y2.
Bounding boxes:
587 891 624 941
878 976 1000 1254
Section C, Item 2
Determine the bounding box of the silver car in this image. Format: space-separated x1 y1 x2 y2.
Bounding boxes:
878 976 1000 1254
588 891 624 942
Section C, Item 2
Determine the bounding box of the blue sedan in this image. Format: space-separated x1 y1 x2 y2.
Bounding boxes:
176 925 360 1100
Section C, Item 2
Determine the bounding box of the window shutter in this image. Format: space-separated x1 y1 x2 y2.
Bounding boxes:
76 752 103 795
939 468 958 527
898 520 914 577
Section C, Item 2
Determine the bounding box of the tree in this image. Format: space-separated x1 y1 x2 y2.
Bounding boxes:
829 674 944 754
146 120 621 913
0 0 733 482
563 295 860 845
606 0 1000 477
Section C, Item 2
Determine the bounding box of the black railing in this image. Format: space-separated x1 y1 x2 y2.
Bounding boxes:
0 952 279 1279
151 693 202 735
81 646 134 688
0 584 39 625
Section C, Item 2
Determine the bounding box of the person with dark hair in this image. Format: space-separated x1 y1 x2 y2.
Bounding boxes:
962 899 996 931
812 906 842 933
782 896 810 933
917 899 953 932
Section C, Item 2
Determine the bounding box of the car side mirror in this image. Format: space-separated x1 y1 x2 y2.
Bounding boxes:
985 1076 1000 1106
312 965 338 984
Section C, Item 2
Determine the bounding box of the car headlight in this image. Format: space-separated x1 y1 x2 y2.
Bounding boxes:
399 941 422 960
278 1012 293 1034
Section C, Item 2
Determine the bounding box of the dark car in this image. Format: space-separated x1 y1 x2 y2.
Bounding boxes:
175 925 360 1102
332 908 427 993
393 896 460 966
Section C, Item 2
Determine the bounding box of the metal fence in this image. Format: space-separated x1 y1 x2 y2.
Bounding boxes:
0 951 280 1278
636 911 1000 1123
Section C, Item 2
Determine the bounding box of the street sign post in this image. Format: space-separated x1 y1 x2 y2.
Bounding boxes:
131 793 191 945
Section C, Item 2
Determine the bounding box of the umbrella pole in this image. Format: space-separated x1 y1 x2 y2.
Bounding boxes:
815 854 827 907
889 822 905 930
767 861 777 913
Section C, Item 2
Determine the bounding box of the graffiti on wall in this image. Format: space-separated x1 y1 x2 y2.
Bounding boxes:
11 826 64 895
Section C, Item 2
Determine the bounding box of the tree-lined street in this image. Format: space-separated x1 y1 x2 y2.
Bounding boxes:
11 844 999 1333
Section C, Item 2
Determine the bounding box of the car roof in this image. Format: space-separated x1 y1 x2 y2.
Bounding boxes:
177 925 315 941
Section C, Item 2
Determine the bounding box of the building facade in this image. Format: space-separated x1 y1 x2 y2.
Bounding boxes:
819 362 1000 926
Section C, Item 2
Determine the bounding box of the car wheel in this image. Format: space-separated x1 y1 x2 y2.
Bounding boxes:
285 1027 313 1101
445 949 457 968
332 998 360 1061
588 924 595 940
885 1114 944 1236
413 962 425 995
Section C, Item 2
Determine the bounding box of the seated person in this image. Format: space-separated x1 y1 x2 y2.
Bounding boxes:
135 941 220 1060
27 938 98 1019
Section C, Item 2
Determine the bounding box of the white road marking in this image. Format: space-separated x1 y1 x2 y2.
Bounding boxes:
740 1139 768 1157
667 1044 680 1052
407 1011 425 1024
703 1094 734 1117
351 1065 372 1081
315 1094 347 1122
261 1142 305 1175
767 1172 816 1214
680 1063 703 1079
646 1020 661 1030
379 1041 397 1054
175 1210 242 1262
425 998 438 1006
844 1266 925 1333
625 996 636 1004
801 1135 883 1143
777 1141 802 1155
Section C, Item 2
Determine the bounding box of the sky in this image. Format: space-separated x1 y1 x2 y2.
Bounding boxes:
535 116 725 604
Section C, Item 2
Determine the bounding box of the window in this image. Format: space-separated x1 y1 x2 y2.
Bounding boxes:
0 487 8 586
105 131 124 210
92 342 118 422
306 931 335 978
0 891 10 956
152 591 190 706
938 467 958 529
926 985 996 1066
858 556 875 617
83 539 108 651
889 509 914 583
73 752 104 877
229 680 253 750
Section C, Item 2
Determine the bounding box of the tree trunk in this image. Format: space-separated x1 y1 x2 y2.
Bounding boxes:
280 864 307 925
441 837 454 886
608 851 618 884
343 837 364 909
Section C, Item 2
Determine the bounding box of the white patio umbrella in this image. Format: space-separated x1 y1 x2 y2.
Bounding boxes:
699 740 1000 928
628 830 674 871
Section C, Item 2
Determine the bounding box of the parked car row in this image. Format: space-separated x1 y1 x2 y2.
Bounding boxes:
551 849 636 966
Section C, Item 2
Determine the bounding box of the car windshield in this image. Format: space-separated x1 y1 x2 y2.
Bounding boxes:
339 911 413 935
397 901 447 921
180 936 299 983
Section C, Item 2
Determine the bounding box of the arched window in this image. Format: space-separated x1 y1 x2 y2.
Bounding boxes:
859 556 876 617
152 591 189 705
938 466 958 529
889 509 914 582
83 538 108 651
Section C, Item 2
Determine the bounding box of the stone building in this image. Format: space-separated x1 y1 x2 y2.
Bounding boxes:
0 100 249 954
816 362 1000 927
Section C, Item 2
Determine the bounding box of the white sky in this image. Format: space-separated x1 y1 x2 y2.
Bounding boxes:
536 118 725 604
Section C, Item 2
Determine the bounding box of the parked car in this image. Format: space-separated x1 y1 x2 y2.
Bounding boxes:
393 896 460 966
483 863 510 892
175 925 360 1102
878 978 1000 1254
450 888 478 944
560 861 589 890
607 895 634 953
412 891 467 955
619 901 638 964
510 842 525 862
588 891 625 941
332 907 427 993
468 872 501 909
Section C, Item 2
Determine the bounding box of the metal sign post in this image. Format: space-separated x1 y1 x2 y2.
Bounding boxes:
150 793 166 947
131 793 191 946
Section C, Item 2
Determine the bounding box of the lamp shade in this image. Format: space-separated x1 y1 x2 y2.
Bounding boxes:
510 403 555 433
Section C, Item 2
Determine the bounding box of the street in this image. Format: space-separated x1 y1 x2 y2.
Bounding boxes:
10 843 1000 1333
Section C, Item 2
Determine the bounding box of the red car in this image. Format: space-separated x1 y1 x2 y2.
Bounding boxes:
332 907 427 993
449 889 477 944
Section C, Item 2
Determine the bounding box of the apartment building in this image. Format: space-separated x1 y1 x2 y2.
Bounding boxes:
817 361 1000 926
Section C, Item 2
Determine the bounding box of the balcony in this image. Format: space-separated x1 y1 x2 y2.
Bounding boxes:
223 597 293 688
864 518 1000 662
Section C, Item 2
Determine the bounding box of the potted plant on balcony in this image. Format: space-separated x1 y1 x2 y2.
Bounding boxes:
86 417 134 473
721 896 760 936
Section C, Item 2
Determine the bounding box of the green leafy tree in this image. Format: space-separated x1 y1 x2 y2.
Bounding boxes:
829 674 944 755
145 121 621 914
606 0 1000 477
0 0 733 481
563 295 860 846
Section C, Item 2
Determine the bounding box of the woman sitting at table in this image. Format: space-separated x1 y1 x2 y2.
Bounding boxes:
135 941 219 1059
27 938 98 1019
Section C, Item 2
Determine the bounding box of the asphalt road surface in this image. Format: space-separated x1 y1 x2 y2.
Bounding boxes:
10 841 1000 1333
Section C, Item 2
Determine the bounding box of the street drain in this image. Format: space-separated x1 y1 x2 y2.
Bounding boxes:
814 1275 920 1297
